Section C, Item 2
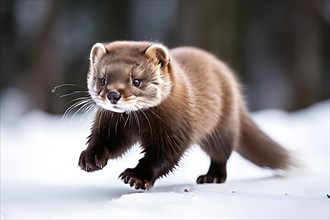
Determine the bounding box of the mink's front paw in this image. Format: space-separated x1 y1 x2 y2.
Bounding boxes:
78 148 109 172
119 168 154 190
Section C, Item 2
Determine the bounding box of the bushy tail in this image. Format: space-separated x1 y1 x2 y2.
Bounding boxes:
236 112 292 170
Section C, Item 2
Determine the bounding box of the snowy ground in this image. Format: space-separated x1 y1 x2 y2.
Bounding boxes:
1 99 329 219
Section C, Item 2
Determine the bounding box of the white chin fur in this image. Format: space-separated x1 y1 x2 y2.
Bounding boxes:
98 103 126 113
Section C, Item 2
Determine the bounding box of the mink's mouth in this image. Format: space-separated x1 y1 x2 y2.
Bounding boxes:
112 105 126 113
96 98 154 113
97 102 126 113
97 101 146 113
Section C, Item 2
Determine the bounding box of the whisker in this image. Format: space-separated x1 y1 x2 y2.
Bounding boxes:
98 109 104 134
146 108 170 128
77 103 96 129
123 113 130 128
59 91 90 98
115 115 120 135
72 100 94 119
79 100 94 114
81 103 95 120
108 111 114 137
129 111 134 127
120 114 125 122
62 99 92 120
52 83 99 128
134 100 170 128
67 96 92 104
51 83 88 93
132 110 141 133
82 102 95 113
137 107 153 139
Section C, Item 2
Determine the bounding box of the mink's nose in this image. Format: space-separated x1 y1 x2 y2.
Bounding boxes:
107 91 121 104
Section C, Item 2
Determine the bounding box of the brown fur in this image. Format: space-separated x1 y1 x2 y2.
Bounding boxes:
78 41 292 190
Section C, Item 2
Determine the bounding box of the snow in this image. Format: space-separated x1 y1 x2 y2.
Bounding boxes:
1 98 329 219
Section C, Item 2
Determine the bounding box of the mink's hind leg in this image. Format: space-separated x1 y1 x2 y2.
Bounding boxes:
197 160 227 183
197 126 236 184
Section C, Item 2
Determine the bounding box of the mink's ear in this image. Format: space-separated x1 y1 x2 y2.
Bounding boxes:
145 44 169 67
90 43 107 64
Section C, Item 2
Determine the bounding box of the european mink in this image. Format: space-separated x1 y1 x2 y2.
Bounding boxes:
78 41 292 190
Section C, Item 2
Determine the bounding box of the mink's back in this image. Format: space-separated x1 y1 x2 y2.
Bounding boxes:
169 47 242 142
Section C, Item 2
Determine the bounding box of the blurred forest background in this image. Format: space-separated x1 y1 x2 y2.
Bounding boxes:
0 0 329 116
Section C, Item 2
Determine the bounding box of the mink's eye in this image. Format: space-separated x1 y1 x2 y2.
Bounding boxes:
133 79 141 87
100 78 106 86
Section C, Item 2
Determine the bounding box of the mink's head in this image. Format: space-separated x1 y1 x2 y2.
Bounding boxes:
87 41 172 113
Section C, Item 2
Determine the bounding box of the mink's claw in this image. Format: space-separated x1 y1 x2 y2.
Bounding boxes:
78 148 109 172
119 168 154 190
